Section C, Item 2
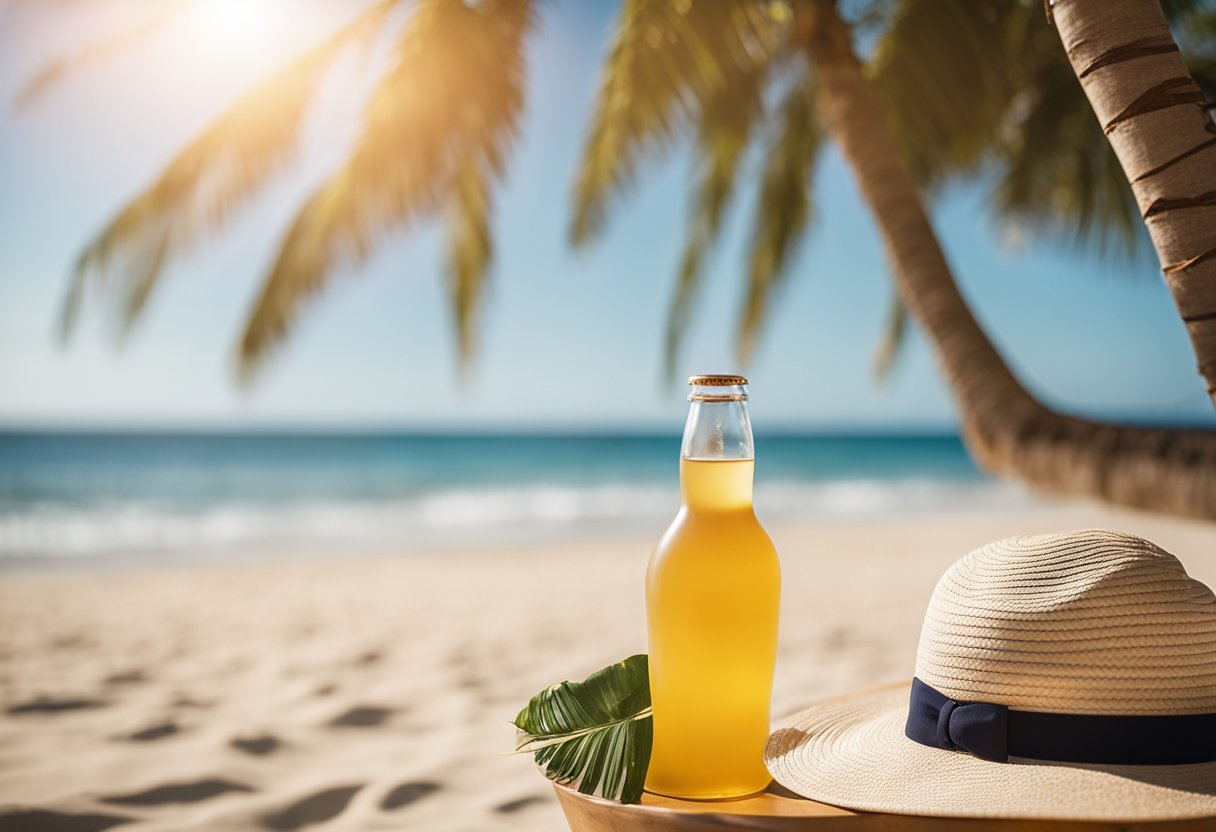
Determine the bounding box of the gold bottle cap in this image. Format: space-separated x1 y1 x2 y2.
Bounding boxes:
687 374 748 387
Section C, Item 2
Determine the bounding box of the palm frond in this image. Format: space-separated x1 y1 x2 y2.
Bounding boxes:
869 0 1170 261
237 0 536 378
15 1 191 109
1179 5 1216 99
664 63 765 380
571 0 787 246
513 655 652 804
738 67 822 365
1160 0 1216 22
447 163 493 367
62 0 396 341
993 54 1148 260
870 0 1021 186
872 290 908 379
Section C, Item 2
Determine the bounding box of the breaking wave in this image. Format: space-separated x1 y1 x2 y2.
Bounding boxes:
0 478 1027 563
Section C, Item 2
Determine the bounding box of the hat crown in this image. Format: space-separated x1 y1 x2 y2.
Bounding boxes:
915 529 1216 715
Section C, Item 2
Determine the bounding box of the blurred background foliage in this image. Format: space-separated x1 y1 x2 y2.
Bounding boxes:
29 0 1215 382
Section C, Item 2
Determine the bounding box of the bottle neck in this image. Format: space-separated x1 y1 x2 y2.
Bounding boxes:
680 384 754 510
680 457 754 510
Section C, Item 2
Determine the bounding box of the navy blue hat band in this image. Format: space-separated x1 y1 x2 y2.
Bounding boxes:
905 677 1216 765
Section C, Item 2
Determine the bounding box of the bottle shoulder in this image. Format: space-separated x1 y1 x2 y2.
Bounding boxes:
661 505 774 530
650 508 779 559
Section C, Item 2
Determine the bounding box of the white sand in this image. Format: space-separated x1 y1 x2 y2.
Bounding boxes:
2 503 1214 831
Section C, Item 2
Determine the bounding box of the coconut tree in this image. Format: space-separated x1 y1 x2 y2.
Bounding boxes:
571 0 1216 517
575 0 1216 377
866 0 1216 389
25 1 1216 515
1050 0 1216 404
53 0 537 376
792 0 1216 516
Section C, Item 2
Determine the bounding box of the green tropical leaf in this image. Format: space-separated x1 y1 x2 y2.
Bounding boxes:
513 654 653 804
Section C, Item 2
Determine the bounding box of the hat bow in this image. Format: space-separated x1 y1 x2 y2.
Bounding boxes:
907 678 1010 762
935 695 1009 761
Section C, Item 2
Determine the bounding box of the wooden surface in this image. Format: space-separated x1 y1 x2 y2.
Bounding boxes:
553 782 1216 832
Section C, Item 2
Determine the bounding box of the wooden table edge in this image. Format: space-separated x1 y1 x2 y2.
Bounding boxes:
552 679 1215 831
553 783 1216 832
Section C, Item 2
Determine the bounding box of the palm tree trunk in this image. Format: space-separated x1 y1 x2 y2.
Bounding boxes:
796 0 1216 519
1051 0 1216 408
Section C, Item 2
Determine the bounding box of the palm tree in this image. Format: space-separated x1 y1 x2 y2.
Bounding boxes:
866 0 1216 390
570 0 1216 518
787 0 1216 517
55 0 537 376
1050 0 1216 405
575 0 1216 378
30 1 1216 515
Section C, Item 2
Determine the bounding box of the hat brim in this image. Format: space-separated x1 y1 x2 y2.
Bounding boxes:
765 681 1216 822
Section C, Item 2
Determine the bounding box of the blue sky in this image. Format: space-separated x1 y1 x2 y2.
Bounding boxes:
0 0 1212 432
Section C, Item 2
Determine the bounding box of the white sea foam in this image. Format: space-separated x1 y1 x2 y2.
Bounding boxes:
0 478 1029 564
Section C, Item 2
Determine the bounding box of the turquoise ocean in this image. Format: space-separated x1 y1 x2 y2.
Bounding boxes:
0 432 1023 567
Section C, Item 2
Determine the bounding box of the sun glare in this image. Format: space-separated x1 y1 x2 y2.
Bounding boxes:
184 0 290 56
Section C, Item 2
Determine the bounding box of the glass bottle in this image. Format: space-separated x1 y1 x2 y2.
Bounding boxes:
644 374 781 799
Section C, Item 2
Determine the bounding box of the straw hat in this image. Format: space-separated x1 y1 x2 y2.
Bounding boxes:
765 529 1216 821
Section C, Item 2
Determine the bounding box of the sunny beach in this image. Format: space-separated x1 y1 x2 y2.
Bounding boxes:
2 2 1215 832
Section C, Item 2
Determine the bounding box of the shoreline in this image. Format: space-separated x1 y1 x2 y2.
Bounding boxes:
0 481 1037 577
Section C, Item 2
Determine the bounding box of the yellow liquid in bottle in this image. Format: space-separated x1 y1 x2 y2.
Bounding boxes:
644 458 780 799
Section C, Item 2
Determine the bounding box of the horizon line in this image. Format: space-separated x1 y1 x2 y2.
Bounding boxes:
2 422 1213 438
0 423 969 439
